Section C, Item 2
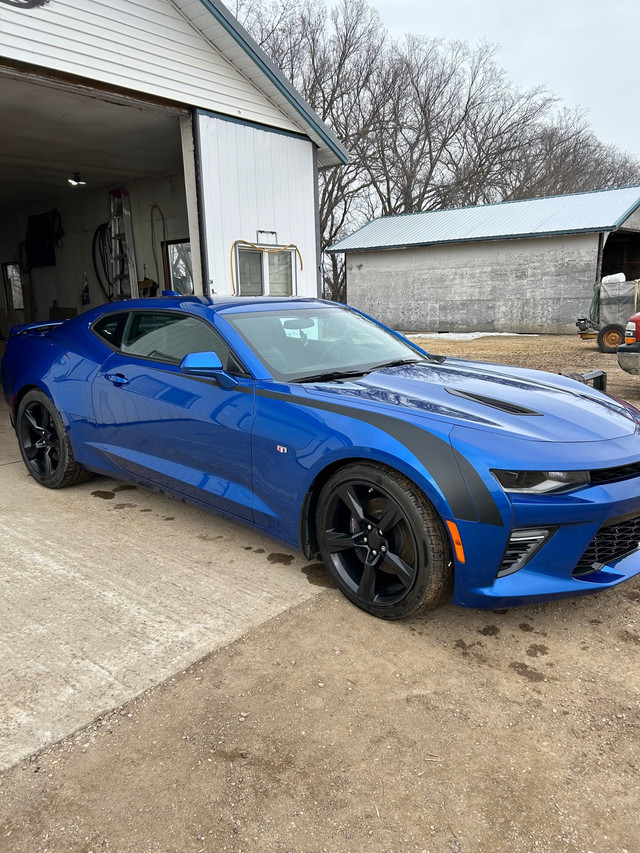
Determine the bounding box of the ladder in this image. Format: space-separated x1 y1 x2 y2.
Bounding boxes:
109 189 139 299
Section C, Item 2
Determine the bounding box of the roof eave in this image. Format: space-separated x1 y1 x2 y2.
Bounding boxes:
327 226 617 254
193 0 349 167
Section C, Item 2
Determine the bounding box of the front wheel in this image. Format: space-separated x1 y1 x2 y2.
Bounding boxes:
316 462 453 619
16 389 92 488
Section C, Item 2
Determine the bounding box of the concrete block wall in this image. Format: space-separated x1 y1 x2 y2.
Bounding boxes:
345 233 600 334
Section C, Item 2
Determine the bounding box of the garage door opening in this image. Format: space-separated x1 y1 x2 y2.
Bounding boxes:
0 71 200 345
602 230 640 281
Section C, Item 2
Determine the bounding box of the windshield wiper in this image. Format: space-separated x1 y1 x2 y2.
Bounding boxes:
374 354 446 368
294 369 369 384
370 357 424 370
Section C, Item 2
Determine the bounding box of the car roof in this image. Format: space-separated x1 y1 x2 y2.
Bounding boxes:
87 295 338 317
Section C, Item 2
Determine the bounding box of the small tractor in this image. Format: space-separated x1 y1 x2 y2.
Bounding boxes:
577 274 640 353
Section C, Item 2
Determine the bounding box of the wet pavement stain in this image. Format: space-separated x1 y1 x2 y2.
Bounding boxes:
479 625 500 637
519 623 535 633
197 534 223 542
113 484 137 492
164 517 175 521
254 548 265 554
267 553 295 566
91 490 115 500
139 508 152 513
113 503 137 510
526 643 549 657
509 661 545 682
300 563 335 588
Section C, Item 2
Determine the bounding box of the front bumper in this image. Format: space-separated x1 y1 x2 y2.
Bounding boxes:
449 427 640 609
617 342 640 375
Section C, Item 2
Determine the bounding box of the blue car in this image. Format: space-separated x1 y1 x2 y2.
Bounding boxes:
3 295 640 619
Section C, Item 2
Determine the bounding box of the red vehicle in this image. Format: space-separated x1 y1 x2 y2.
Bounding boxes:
617 312 640 374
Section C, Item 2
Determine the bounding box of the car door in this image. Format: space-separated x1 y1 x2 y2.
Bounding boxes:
91 309 255 520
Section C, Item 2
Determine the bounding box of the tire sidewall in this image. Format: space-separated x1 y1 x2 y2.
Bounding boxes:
317 462 448 620
17 389 71 488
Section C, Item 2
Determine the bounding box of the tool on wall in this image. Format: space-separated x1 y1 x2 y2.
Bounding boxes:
109 189 139 299
92 189 140 301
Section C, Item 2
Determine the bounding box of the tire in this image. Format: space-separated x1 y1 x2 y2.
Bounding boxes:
16 388 92 489
316 462 453 619
597 323 624 353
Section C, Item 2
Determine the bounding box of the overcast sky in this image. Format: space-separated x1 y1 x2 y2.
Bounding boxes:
371 0 640 159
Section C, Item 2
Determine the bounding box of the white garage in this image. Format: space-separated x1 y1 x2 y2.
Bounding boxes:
0 0 347 346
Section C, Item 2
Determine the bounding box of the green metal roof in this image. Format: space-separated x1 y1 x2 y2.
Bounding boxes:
327 185 640 253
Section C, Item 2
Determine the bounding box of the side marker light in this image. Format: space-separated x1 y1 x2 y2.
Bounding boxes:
446 520 466 564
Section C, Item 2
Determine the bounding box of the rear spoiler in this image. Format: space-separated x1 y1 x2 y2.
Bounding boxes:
9 320 64 337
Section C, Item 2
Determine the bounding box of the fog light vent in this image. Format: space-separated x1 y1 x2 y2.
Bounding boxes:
497 528 552 578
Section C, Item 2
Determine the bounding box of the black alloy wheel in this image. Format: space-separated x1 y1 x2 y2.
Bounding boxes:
316 462 452 619
16 389 92 488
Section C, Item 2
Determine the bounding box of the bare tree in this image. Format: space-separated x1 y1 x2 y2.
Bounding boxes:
232 0 640 300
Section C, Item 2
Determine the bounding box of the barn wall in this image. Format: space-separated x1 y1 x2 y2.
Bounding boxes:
0 0 299 134
0 175 189 320
198 113 319 296
345 234 600 333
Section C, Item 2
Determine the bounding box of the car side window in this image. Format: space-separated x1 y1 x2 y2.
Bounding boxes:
92 312 129 349
120 311 245 374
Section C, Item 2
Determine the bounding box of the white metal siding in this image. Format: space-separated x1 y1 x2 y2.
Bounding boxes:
198 114 318 297
0 0 300 133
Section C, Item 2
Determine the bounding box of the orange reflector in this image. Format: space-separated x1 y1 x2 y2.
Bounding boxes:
446 520 466 564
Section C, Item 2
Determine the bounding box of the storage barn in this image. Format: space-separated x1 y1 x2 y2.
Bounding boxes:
327 186 640 334
0 0 348 345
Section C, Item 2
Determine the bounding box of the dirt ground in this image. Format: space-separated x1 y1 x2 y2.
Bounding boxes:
1 335 640 853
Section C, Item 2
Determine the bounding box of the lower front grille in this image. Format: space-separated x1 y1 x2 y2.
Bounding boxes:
497 528 551 578
574 512 640 576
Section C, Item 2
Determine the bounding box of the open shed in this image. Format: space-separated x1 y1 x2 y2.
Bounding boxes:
0 0 347 346
328 186 640 334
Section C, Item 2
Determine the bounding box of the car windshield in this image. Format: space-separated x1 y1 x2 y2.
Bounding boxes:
223 306 425 381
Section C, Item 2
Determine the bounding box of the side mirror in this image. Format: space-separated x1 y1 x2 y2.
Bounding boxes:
179 351 239 389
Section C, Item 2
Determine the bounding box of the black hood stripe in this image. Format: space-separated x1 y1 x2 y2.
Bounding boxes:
257 388 503 527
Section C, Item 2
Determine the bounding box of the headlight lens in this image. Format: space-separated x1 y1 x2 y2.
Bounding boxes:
492 469 590 494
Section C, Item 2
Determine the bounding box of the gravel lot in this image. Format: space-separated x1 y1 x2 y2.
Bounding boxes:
1 334 639 853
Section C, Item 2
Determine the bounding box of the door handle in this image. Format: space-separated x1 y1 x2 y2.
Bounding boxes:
105 373 130 387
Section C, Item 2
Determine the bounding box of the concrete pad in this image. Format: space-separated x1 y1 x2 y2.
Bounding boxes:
0 401 324 770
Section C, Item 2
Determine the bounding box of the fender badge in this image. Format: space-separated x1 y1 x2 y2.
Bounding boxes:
277 445 288 454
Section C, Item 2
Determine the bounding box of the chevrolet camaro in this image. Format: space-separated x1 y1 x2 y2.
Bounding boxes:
3 295 640 619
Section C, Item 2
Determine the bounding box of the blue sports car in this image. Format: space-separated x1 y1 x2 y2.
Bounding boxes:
3 295 640 619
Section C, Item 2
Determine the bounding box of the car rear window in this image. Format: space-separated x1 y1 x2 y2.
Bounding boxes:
92 312 128 349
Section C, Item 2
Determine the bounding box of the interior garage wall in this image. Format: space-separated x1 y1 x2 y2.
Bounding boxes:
0 175 189 321
345 233 600 334
198 113 319 296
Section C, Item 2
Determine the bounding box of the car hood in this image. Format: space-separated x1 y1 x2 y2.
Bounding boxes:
307 358 639 442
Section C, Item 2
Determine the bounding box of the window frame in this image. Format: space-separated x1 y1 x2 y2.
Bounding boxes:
236 245 297 297
161 238 194 294
90 309 249 376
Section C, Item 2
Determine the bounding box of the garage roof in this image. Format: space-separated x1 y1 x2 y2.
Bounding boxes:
327 185 640 253
176 0 349 167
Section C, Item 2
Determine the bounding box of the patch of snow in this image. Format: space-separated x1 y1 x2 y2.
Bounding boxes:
404 331 539 340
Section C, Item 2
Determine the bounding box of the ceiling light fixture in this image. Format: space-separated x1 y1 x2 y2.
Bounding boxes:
68 172 87 186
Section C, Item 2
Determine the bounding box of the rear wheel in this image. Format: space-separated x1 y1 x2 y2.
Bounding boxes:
16 389 92 488
316 462 452 619
597 323 624 353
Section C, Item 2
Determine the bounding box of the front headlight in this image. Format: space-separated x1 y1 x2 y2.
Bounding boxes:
491 469 591 494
